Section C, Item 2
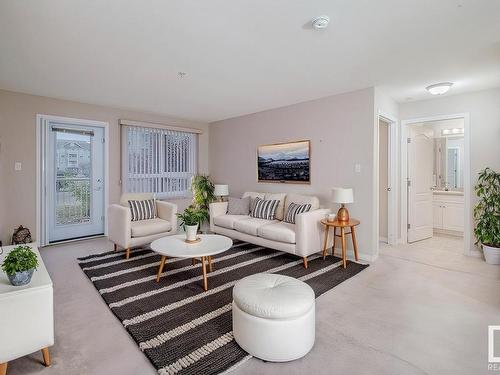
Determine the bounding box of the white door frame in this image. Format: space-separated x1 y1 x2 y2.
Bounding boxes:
400 113 471 255
376 111 398 251
36 114 109 247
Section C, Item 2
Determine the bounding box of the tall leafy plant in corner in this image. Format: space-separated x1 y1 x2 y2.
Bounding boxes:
473 168 500 249
191 175 215 224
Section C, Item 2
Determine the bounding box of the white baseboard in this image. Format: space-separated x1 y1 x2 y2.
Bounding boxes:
331 249 378 263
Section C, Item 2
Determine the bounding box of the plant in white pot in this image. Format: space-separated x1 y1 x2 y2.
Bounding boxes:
177 206 205 242
473 168 500 264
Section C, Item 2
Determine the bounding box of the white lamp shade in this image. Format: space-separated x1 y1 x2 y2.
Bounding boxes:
214 184 229 196
331 187 353 204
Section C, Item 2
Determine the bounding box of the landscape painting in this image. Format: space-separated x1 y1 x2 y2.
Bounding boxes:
257 140 310 183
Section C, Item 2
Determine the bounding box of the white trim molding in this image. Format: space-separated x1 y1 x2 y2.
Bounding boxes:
400 113 472 255
374 111 399 260
36 114 110 247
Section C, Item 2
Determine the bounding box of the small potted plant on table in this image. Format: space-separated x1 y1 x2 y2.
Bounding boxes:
1 245 39 286
177 206 205 242
474 168 500 264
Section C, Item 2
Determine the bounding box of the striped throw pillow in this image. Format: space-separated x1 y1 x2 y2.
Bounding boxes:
250 197 280 220
128 199 157 221
284 202 312 224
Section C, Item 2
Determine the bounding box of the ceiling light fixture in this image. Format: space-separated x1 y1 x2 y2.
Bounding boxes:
426 82 453 95
312 15 330 30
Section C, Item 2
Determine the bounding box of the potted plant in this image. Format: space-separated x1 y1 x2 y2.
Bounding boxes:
191 175 215 226
177 206 205 242
1 245 39 286
473 168 500 264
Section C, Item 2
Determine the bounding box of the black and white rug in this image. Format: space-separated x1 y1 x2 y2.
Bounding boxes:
78 242 368 375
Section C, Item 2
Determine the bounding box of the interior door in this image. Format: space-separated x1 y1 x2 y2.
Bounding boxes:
407 133 434 242
47 122 105 242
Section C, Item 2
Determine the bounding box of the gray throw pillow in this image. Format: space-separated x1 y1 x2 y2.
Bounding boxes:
227 196 251 215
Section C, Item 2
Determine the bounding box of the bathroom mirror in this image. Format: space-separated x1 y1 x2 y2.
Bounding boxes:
434 136 464 191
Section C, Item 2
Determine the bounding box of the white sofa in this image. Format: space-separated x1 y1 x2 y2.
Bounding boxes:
108 193 177 259
209 192 330 268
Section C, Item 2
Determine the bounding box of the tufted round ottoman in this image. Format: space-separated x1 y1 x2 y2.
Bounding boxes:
232 273 315 362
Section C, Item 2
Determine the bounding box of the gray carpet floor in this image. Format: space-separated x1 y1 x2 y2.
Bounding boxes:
5 236 500 375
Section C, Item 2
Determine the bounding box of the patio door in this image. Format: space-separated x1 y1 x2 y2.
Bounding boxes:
46 120 105 243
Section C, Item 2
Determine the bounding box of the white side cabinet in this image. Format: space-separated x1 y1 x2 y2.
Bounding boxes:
432 192 464 234
0 243 54 374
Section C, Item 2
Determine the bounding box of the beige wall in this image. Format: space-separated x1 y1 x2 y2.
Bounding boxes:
399 87 500 251
378 120 389 240
0 89 209 244
209 87 378 260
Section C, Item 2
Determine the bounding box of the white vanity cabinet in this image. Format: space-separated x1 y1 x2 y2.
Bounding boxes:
432 192 464 234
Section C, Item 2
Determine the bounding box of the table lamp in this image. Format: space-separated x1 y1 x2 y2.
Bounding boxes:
331 187 354 222
214 184 229 202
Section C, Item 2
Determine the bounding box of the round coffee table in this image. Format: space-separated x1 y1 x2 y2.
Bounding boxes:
150 234 233 291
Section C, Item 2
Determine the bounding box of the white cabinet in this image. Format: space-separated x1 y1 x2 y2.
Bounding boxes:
0 243 54 372
432 193 464 234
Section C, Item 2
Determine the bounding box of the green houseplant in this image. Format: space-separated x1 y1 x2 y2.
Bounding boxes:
191 175 215 225
1 245 39 286
473 167 500 264
177 206 206 241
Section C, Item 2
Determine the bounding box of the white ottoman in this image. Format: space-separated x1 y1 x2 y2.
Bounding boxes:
232 273 315 362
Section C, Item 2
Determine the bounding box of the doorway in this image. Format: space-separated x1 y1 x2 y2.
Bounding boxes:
37 115 109 245
377 113 397 248
401 114 471 255
379 119 390 243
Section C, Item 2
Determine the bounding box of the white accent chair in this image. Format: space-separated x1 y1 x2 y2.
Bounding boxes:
210 192 331 268
108 193 177 259
232 273 315 362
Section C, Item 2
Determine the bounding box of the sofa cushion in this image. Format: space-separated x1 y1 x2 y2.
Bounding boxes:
234 217 277 236
128 199 157 221
257 222 296 244
283 202 312 224
213 214 250 230
284 193 319 211
227 196 251 215
264 193 287 220
250 198 280 220
131 218 172 237
242 192 265 212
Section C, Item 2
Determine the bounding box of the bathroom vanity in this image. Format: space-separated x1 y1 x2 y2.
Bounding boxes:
432 190 464 235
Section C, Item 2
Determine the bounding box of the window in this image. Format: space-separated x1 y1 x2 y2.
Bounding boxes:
121 125 198 198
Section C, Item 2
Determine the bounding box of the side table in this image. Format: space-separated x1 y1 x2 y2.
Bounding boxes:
320 218 360 268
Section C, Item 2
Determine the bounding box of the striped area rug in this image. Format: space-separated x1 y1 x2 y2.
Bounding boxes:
78 242 368 375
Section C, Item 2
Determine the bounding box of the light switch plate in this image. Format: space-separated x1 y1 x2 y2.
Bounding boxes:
355 163 361 173
14 162 22 171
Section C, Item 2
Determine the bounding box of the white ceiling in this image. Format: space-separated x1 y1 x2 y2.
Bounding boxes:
1 0 499 122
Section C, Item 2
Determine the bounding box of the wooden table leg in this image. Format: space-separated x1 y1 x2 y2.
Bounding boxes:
156 256 167 282
322 226 329 259
208 256 213 272
192 258 197 266
332 227 337 256
0 362 7 375
114 243 118 251
41 347 51 367
201 256 208 291
341 227 347 268
351 225 359 261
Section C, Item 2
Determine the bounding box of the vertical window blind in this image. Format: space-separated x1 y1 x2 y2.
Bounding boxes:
121 125 198 198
